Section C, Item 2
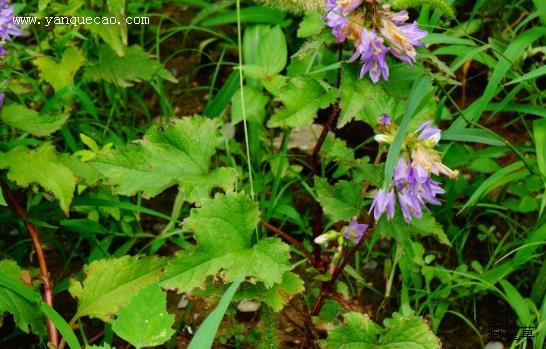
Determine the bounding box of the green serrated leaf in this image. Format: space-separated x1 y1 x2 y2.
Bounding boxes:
268 76 338 128
315 177 363 222
322 311 441 349
33 47 84 92
83 9 125 57
161 193 292 292
69 256 166 322
410 213 451 246
320 133 355 163
353 160 384 187
297 12 323 38
84 45 177 87
338 65 407 128
0 260 46 337
321 312 382 348
382 312 441 348
91 116 237 203
1 104 69 137
111 284 175 349
235 272 304 311
0 144 76 213
338 64 375 128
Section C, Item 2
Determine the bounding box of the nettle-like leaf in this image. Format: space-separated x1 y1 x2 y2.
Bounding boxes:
235 272 304 311
0 260 46 337
410 213 451 246
87 23 125 57
161 193 292 292
69 255 166 322
111 284 175 349
322 312 441 349
84 45 177 87
268 76 338 128
91 116 237 203
1 104 69 137
297 12 324 38
33 46 84 92
193 271 304 311
353 160 384 188
338 65 405 128
252 0 325 13
80 6 127 57
320 134 355 163
315 177 363 222
0 144 76 214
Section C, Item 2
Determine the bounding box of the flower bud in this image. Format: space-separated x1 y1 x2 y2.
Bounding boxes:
314 231 340 245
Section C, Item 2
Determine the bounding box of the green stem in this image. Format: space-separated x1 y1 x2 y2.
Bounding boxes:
257 305 279 349
160 188 185 237
264 129 291 221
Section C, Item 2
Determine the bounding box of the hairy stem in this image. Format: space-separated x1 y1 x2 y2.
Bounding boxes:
310 225 374 316
257 305 279 349
0 179 59 347
311 102 341 261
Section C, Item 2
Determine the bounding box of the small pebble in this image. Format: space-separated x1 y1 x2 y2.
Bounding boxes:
285 326 294 333
363 260 378 270
484 341 504 349
177 294 188 309
236 300 261 312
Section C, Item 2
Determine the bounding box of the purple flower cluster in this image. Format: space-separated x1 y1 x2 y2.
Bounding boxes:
324 0 362 43
324 2 428 83
0 0 21 55
369 116 458 224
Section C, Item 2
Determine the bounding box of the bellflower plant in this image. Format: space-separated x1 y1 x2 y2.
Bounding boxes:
0 0 20 55
370 115 458 223
343 217 368 243
314 217 368 245
324 1 428 83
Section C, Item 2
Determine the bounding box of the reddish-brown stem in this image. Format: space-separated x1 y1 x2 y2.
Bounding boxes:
0 179 59 347
87 331 104 345
259 219 316 265
311 102 340 175
310 226 373 316
327 292 356 312
311 102 341 262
